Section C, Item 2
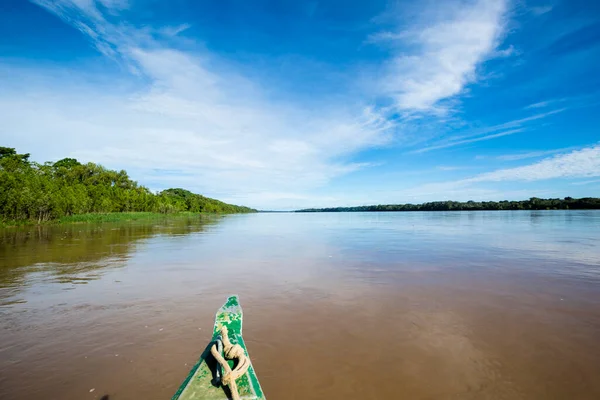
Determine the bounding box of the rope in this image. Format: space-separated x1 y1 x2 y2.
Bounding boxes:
210 326 250 400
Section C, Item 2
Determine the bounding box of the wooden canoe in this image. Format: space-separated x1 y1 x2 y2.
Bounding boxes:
172 295 266 400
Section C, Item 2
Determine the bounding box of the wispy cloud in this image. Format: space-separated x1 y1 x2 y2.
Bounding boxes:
467 144 600 182
33 0 136 61
365 31 405 43
437 166 468 171
374 0 510 113
98 0 129 10
494 44 519 57
159 24 192 37
524 98 567 109
411 108 565 153
5 0 394 209
572 179 600 186
401 144 600 200
412 128 524 153
525 100 552 109
10 0 590 210
530 5 553 16
7 0 524 209
493 146 578 161
463 108 565 137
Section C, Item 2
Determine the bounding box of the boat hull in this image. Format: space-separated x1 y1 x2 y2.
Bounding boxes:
172 296 266 400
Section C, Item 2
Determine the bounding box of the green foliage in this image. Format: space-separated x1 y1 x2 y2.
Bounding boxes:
0 147 30 162
298 197 600 212
0 147 256 224
53 157 81 169
160 188 255 214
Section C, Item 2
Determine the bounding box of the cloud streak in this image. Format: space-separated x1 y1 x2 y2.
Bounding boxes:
530 5 553 16
493 146 578 161
413 128 523 153
572 179 600 186
524 98 569 110
411 108 565 153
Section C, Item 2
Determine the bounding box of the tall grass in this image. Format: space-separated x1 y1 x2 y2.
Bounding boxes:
0 212 209 227
57 212 206 224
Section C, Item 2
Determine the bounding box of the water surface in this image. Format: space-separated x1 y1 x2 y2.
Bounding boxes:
1 211 599 399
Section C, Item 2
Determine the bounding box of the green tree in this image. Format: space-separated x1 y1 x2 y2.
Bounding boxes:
0 147 256 223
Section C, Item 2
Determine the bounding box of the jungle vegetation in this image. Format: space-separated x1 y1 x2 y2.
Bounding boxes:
297 197 600 212
0 147 255 224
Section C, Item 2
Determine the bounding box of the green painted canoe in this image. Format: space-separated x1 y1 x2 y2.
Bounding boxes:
172 295 266 400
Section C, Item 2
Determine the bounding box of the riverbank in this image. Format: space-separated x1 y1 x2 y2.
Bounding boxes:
296 197 600 212
0 211 218 228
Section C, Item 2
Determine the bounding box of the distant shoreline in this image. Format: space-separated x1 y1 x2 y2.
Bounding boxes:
295 197 600 212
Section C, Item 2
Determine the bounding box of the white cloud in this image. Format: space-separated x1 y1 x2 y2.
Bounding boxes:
9 0 583 210
300 144 600 208
4 0 394 210
467 144 600 182
371 185 548 205
1 65 386 205
376 0 510 113
397 144 600 202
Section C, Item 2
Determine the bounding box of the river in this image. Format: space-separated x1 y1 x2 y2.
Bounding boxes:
1 211 599 399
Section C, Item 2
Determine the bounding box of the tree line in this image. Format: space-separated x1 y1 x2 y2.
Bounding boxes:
297 197 600 213
0 147 255 223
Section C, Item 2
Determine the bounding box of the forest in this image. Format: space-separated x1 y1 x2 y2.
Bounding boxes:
0 147 255 223
297 198 600 212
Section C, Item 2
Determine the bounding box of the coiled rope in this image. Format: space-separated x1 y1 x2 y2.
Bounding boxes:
210 326 250 400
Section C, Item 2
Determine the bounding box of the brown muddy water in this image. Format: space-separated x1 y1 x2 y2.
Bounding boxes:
1 211 599 400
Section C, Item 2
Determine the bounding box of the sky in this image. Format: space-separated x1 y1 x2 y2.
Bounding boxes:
0 0 599 210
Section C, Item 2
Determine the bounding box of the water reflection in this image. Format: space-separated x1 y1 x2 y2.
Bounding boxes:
0 215 221 305
1 211 599 400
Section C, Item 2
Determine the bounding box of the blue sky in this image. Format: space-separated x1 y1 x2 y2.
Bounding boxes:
1 0 599 210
